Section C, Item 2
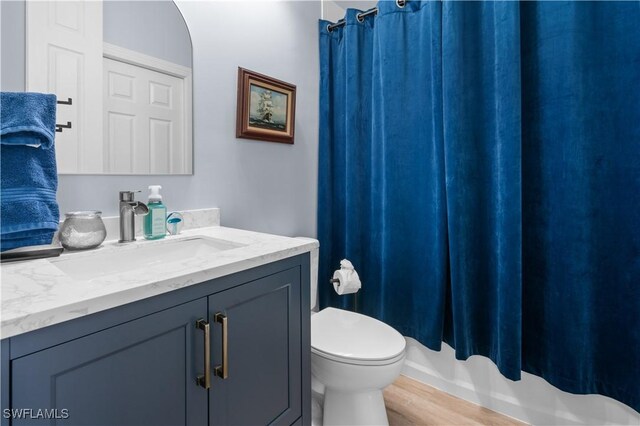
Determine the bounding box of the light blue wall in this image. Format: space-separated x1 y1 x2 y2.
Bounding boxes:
0 0 320 238
103 0 191 68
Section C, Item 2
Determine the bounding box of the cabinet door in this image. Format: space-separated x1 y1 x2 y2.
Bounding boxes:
11 299 208 426
209 267 302 426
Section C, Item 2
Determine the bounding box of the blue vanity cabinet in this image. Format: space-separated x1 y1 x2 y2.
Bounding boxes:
208 267 302 426
1 254 311 426
10 298 209 426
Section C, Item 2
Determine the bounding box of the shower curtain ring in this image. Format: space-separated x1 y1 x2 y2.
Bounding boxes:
356 13 365 23
396 0 406 8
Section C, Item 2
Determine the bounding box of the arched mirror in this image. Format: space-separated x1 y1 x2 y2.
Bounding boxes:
26 0 193 175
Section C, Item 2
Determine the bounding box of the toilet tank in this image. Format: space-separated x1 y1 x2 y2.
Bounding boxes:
295 237 319 311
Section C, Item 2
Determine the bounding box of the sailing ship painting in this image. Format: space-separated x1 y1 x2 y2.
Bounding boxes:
237 68 296 144
248 84 288 131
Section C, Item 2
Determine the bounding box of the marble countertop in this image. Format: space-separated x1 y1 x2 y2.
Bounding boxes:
1 226 318 339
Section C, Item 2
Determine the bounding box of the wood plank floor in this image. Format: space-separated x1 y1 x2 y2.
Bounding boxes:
384 375 527 426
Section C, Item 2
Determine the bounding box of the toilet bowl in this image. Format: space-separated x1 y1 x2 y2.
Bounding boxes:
296 238 406 426
312 308 406 426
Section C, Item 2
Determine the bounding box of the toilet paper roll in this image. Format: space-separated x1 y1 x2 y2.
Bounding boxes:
333 268 361 295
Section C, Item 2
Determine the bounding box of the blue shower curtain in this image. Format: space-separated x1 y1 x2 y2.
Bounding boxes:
319 0 449 351
318 0 639 411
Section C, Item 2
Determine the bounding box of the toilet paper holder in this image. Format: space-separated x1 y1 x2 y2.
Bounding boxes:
329 278 341 287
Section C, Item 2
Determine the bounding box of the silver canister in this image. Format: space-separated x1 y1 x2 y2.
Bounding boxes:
59 211 107 250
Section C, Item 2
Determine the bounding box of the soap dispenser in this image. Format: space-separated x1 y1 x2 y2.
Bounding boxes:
143 185 167 240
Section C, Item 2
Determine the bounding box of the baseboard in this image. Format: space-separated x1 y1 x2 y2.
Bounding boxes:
401 339 640 426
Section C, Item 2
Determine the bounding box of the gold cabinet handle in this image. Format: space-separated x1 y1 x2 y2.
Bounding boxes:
214 313 228 379
196 319 211 389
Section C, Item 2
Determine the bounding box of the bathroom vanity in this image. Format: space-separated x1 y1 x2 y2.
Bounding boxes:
0 226 315 426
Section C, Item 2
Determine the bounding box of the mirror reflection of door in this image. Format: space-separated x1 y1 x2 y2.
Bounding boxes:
26 0 193 175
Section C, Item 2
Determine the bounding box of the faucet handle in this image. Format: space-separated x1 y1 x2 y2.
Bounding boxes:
119 190 140 202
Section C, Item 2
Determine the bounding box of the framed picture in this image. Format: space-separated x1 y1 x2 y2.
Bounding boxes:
236 68 296 144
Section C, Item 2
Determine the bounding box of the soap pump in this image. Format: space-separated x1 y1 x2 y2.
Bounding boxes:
143 185 167 240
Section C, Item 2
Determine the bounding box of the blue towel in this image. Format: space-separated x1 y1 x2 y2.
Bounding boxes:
1 92 60 251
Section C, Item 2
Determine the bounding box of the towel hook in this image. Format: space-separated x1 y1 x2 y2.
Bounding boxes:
55 122 72 133
56 98 73 132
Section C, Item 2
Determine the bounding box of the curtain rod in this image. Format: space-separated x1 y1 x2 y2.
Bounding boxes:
327 0 407 32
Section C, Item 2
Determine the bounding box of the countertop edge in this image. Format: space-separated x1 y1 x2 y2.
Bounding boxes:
1 227 318 339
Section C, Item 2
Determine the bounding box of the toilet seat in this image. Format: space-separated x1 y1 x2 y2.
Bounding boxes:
311 307 406 366
312 346 406 366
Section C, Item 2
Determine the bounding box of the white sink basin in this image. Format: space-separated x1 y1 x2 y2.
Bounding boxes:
51 236 245 280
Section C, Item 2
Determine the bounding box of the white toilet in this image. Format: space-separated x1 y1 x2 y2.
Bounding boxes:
302 240 406 426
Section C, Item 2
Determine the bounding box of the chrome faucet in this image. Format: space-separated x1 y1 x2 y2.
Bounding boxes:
119 191 149 243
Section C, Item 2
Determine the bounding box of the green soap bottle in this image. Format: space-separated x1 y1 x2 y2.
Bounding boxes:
144 185 167 240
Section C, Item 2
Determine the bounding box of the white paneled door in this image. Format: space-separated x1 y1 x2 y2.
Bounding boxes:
26 0 104 173
103 58 188 174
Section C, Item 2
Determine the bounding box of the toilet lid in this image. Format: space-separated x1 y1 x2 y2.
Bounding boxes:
311 308 406 362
